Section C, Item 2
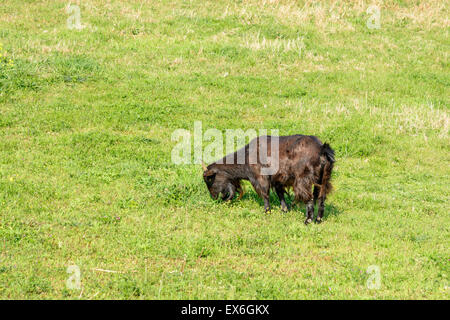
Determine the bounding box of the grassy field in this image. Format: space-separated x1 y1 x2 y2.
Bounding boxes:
0 0 449 299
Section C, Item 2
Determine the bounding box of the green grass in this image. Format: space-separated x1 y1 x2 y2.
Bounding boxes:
0 0 449 299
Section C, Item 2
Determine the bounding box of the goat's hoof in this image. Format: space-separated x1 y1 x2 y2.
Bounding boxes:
315 217 322 224
281 206 289 213
304 218 313 225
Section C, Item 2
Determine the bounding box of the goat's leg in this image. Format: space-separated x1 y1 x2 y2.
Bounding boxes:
274 184 289 212
263 196 271 213
313 185 320 207
222 184 236 202
310 185 320 222
315 196 326 224
293 177 314 225
305 199 315 225
260 179 271 213
250 177 271 213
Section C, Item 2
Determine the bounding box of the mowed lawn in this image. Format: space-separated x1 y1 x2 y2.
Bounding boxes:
0 0 448 299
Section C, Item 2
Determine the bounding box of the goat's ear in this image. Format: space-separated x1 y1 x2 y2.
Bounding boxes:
203 169 216 177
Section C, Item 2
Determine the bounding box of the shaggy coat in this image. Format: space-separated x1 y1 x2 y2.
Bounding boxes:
202 135 335 224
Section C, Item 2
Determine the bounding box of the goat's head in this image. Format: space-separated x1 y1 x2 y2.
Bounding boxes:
202 163 236 201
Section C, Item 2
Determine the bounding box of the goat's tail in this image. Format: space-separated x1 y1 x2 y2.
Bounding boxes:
319 143 335 198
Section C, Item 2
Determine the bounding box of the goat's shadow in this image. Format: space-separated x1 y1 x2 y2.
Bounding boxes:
237 189 342 221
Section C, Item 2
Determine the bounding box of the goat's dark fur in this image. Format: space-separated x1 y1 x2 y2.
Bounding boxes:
203 135 335 224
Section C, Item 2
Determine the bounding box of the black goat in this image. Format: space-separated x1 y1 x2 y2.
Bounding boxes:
202 135 335 224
